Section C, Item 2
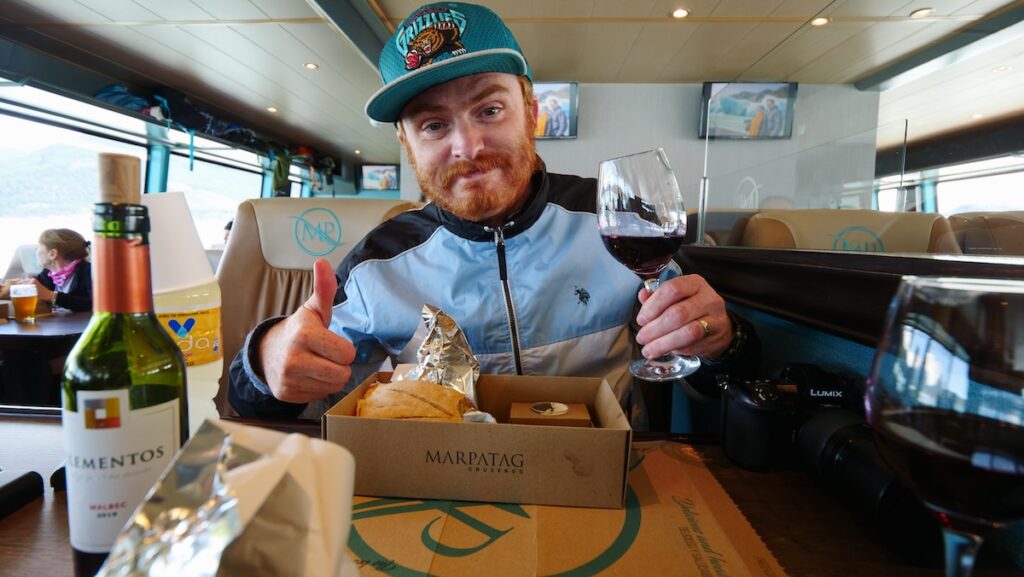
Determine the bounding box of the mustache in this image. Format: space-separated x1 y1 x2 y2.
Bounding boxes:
438 152 511 190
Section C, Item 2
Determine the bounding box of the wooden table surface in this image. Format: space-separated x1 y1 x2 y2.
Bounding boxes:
0 415 1019 577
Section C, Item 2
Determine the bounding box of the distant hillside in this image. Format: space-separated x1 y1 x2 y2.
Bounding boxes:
0 145 101 215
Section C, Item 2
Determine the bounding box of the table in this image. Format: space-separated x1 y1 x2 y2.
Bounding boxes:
0 311 90 406
0 415 1020 577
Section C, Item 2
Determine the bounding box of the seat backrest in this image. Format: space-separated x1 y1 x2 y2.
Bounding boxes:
3 244 43 280
738 209 962 254
215 196 416 415
948 211 1024 256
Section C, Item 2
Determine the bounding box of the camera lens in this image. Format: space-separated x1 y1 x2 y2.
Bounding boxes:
797 409 943 567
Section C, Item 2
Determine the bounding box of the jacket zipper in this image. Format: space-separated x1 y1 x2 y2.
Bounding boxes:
486 222 523 374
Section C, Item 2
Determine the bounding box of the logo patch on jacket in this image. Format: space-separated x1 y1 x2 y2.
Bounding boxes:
575 286 591 306
396 7 468 70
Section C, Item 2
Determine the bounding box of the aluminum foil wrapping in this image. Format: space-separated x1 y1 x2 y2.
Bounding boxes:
394 303 480 408
98 421 251 577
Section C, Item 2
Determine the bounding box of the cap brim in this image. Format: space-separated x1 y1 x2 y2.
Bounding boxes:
365 49 529 124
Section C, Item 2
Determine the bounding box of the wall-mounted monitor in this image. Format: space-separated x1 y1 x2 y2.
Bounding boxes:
698 82 797 140
359 164 400 191
533 81 579 140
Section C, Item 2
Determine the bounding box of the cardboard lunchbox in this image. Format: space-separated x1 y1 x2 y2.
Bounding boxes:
323 372 632 509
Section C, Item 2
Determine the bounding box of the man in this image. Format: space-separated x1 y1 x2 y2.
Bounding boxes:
761 97 783 137
229 2 758 422
543 96 568 137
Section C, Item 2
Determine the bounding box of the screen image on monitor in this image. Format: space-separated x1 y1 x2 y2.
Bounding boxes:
534 81 579 139
360 164 400 191
698 82 797 140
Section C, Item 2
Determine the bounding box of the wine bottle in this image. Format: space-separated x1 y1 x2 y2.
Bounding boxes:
61 153 188 577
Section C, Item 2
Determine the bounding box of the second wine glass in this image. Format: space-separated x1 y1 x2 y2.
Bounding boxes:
597 148 700 381
866 276 1024 577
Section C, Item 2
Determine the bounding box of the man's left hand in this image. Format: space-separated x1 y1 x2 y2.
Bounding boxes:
634 274 733 360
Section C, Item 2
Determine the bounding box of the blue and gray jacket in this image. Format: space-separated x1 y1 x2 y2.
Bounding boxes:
229 169 758 420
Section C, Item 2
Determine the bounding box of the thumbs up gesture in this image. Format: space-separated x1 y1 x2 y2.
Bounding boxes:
257 258 356 404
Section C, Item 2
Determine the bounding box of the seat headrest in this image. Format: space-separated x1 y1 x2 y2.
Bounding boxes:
949 211 1024 256
240 197 416 270
740 209 961 254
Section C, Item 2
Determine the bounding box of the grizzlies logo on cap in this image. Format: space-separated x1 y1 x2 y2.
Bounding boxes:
397 7 468 70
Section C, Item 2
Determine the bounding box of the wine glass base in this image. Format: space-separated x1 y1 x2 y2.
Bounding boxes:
630 354 700 382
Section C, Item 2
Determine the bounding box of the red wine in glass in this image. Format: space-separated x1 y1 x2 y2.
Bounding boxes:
601 233 687 280
873 408 1024 534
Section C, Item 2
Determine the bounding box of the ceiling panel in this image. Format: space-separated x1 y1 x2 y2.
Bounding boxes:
247 0 319 19
795 21 963 82
739 22 870 80
130 0 214 21
73 0 164 22
190 0 271 20
769 0 833 18
592 0 658 18
612 22 700 82
713 22 804 79
712 0 787 18
661 23 763 81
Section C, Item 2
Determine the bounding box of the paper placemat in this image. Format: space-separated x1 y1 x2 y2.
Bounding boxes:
345 441 787 576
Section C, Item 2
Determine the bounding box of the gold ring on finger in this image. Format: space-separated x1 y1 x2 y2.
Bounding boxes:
697 318 711 339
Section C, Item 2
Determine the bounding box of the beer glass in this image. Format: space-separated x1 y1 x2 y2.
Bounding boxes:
11 283 39 323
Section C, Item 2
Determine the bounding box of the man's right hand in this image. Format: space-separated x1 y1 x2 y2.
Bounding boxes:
257 258 356 404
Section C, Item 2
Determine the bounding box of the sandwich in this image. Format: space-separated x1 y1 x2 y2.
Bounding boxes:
357 379 473 422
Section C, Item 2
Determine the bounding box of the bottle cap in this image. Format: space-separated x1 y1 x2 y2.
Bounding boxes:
142 192 216 294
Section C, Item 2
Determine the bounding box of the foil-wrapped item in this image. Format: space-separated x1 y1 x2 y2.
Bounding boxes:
394 304 480 407
98 420 356 577
99 422 245 577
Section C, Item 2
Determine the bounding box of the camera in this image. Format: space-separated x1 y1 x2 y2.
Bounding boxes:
719 362 858 471
717 363 943 566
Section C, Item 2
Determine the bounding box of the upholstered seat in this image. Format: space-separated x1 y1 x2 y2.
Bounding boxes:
215 197 420 414
949 211 1024 256
738 209 962 254
3 244 43 280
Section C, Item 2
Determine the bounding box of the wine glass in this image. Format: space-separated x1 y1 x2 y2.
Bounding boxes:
597 148 700 381
865 276 1024 577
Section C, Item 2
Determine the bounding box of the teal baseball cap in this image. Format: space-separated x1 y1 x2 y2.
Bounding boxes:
365 2 532 123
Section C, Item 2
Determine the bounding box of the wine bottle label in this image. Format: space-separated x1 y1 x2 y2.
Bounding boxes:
63 390 180 553
157 306 223 366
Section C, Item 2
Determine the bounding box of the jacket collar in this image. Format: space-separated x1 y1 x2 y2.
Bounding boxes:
430 168 550 242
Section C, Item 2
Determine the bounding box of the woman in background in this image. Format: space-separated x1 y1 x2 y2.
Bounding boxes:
27 228 92 312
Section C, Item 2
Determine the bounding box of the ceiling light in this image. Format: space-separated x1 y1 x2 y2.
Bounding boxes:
354 149 362 155
993 65 1012 72
672 8 689 18
304 62 319 70
810 17 830 27
909 8 934 18
971 113 984 119
266 106 278 113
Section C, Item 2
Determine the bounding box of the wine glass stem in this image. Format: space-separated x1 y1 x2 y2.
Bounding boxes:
643 278 659 293
943 529 984 577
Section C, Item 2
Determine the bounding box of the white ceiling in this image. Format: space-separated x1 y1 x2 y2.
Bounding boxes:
1 0 1022 161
